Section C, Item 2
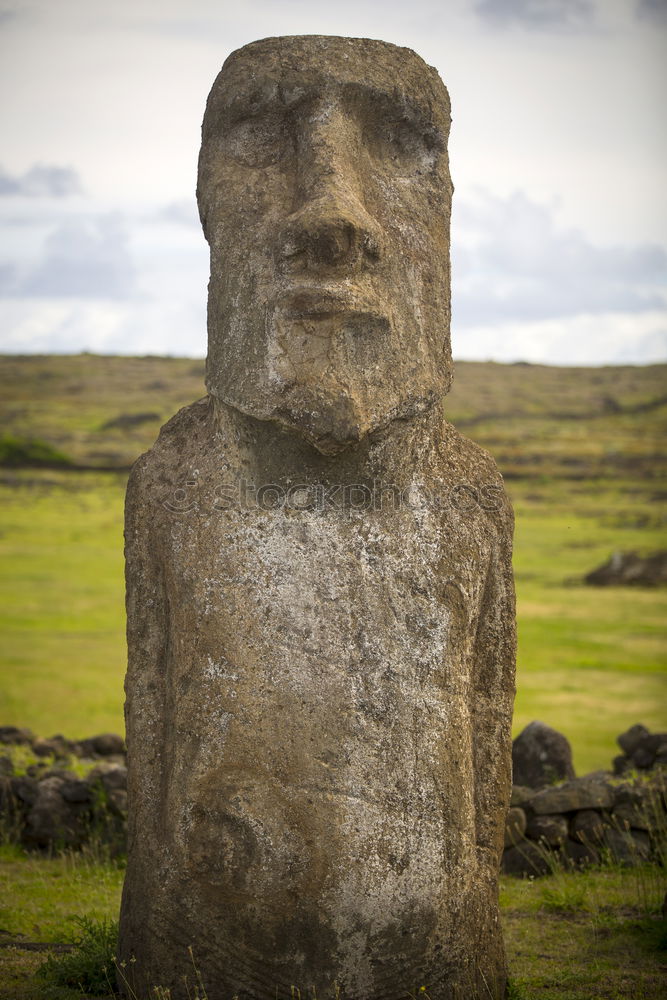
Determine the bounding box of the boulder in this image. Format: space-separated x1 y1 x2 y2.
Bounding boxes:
570 809 607 844
75 733 126 758
512 721 575 789
630 733 667 770
603 828 651 865
510 785 535 808
504 807 527 847
32 735 73 759
560 839 599 870
501 842 552 878
525 814 568 847
23 776 86 849
617 724 649 756
584 550 667 587
531 777 614 815
0 726 34 746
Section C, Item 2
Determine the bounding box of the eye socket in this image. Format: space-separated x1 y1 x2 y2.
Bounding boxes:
374 118 440 167
221 111 290 168
354 91 443 173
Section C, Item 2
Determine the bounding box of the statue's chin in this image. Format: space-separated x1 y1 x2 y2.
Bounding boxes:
269 391 372 456
213 371 444 456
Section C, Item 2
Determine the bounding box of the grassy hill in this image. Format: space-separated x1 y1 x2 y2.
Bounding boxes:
0 354 665 772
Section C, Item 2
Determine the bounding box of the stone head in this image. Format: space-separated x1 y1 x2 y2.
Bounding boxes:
197 35 453 455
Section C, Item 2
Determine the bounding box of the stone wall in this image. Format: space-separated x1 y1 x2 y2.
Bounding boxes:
2 722 665 875
502 722 666 876
0 726 127 853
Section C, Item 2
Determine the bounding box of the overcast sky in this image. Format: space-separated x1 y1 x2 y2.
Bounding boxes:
0 0 665 364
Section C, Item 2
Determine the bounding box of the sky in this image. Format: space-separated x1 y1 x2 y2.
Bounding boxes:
0 0 666 365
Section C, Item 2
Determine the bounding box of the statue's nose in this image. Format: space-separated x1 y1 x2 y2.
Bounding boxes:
277 107 384 272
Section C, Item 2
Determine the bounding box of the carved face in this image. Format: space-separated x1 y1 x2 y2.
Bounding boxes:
198 36 453 455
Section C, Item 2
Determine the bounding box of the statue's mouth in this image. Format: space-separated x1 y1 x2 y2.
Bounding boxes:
274 283 386 323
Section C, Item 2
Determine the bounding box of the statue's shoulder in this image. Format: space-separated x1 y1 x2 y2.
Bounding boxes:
438 420 503 482
435 420 513 536
127 397 213 496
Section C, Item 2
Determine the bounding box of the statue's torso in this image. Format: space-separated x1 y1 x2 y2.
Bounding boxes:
121 399 512 998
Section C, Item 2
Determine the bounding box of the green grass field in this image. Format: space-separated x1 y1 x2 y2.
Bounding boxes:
0 355 666 773
1 844 665 1000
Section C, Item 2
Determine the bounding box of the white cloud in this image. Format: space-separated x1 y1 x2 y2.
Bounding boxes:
452 191 667 327
16 214 136 299
636 0 667 21
0 297 206 357
473 0 595 30
452 310 667 365
0 163 83 197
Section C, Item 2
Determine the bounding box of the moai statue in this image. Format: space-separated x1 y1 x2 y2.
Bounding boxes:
119 35 516 1000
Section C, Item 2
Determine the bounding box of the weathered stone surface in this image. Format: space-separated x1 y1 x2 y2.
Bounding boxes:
531 778 613 815
603 828 651 865
613 753 632 776
9 775 38 806
584 549 667 587
119 35 516 1000
570 809 607 844
617 723 650 756
501 842 551 878
613 802 651 831
510 784 534 808
60 778 91 804
504 807 527 847
561 839 599 870
0 726 34 745
24 776 85 849
525 814 568 847
631 733 667 770
32 735 72 759
613 779 664 832
512 720 575 789
77 733 126 758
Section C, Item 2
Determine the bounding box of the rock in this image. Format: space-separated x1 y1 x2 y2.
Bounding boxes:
504 807 527 847
501 842 552 878
60 778 91 804
561 839 600 870
531 777 614 815
91 733 126 756
23 776 85 849
617 724 650 755
631 733 667 770
603 827 651 865
613 779 665 832
9 775 38 806
76 734 126 758
0 726 34 745
0 755 13 777
0 776 19 812
584 549 667 587
510 785 535 808
612 754 632 776
87 763 127 794
32 735 72 759
525 814 569 847
119 35 516 1000
25 762 49 778
512 721 575 789
613 802 651 831
570 809 607 844
106 788 128 817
